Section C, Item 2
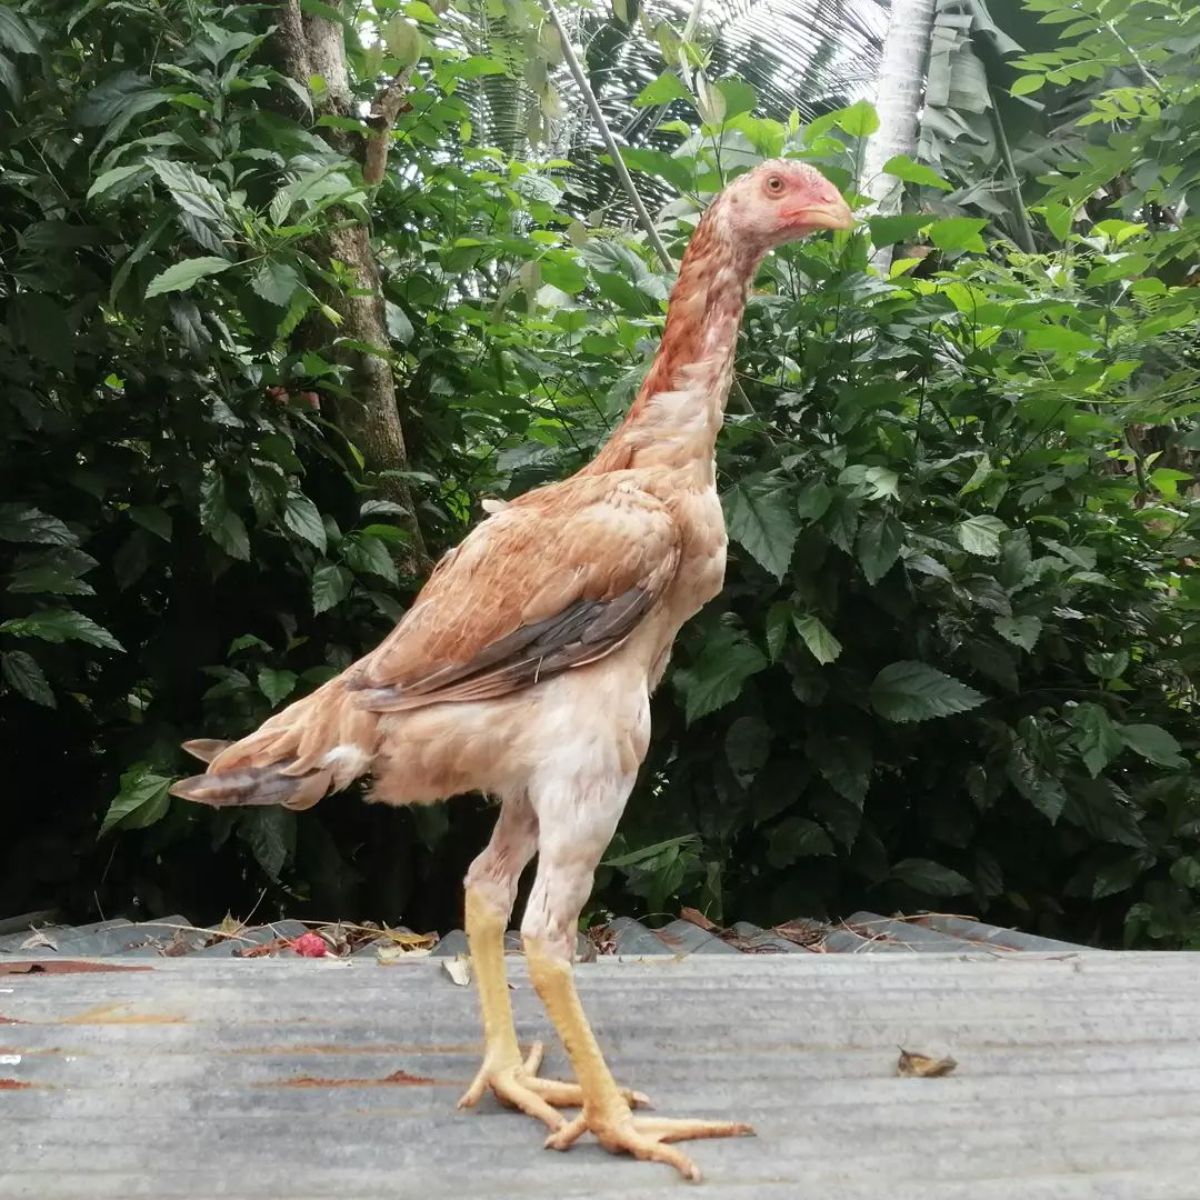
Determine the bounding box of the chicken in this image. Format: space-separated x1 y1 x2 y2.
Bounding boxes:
172 159 853 1180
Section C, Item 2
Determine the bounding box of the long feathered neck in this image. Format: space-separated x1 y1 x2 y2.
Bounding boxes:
586 201 762 476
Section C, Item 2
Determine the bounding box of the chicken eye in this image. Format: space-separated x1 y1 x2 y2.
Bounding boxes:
765 176 784 195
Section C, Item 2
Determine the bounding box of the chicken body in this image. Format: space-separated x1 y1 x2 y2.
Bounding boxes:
372 469 721 810
173 159 853 1180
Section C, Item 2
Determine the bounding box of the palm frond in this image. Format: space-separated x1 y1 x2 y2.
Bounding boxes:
449 0 886 226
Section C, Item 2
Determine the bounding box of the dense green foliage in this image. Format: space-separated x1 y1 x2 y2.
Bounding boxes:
1 0 1198 946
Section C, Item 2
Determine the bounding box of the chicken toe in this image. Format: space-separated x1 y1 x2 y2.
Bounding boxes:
459 1041 648 1129
546 1112 755 1182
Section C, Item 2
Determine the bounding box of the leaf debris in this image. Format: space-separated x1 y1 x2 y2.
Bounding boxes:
896 1048 957 1078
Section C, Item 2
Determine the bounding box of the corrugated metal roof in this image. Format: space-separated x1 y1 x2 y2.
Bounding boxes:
0 909 1090 961
2 950 1197 1198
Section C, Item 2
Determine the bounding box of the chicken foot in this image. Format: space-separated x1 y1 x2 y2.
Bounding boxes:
458 792 648 1126
458 887 647 1126
454 888 581 1126
524 935 754 1182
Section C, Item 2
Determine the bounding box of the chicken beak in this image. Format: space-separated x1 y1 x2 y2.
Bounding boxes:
792 197 855 232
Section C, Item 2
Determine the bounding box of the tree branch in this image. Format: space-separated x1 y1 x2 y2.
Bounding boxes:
544 0 674 272
1104 19 1169 101
988 93 1036 254
363 68 413 186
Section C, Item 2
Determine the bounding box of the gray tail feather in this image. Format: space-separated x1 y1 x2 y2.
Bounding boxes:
181 739 233 764
169 760 330 811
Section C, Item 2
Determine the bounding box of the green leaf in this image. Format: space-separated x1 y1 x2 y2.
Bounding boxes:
1006 742 1066 823
149 158 228 225
238 807 295 880
725 716 771 782
810 787 861 849
87 162 149 201
382 16 425 66
312 562 352 614
808 733 870 805
1085 649 1129 680
863 466 899 500
343 534 398 584
856 511 904 584
8 547 98 596
1025 326 1100 354
250 260 301 308
1063 779 1147 849
673 625 767 724
767 817 834 868
11 293 72 370
613 146 694 196
723 478 799 580
1170 857 1200 889
228 634 271 656
928 217 988 253
1011 74 1045 96
1038 200 1074 242
0 608 123 651
282 492 326 552
1117 723 1185 769
890 858 971 896
957 514 1006 556
257 667 298 707
1149 467 1191 501
793 614 842 665
959 453 992 496
1 650 54 707
100 764 172 836
77 71 169 136
869 661 985 723
145 256 232 298
765 601 792 661
385 301 414 344
868 213 933 246
452 54 506 81
824 495 860 553
994 615 1041 652
301 0 348 21
0 7 39 54
200 472 250 561
634 72 692 108
881 154 952 192
1070 703 1123 777
603 834 699 870
539 255 588 295
715 77 756 119
795 480 833 521
129 506 173 542
359 523 409 545
1092 854 1145 900
0 503 75 546
966 638 1018 694
833 99 879 136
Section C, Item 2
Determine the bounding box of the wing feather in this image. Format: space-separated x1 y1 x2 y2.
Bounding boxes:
346 472 680 711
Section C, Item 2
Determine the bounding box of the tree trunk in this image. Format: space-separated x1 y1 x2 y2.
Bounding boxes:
860 0 937 272
275 0 427 569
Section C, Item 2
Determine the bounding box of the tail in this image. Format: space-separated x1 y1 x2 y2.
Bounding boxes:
169 678 376 811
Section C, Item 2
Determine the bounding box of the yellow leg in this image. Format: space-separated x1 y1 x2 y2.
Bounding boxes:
525 934 753 1182
457 888 645 1129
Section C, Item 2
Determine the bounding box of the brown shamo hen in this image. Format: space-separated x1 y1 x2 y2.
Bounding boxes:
173 160 853 1181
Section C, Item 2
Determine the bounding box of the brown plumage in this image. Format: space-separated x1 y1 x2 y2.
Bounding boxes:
172 160 852 1180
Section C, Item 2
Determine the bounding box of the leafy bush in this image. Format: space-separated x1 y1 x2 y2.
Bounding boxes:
1 0 1198 947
